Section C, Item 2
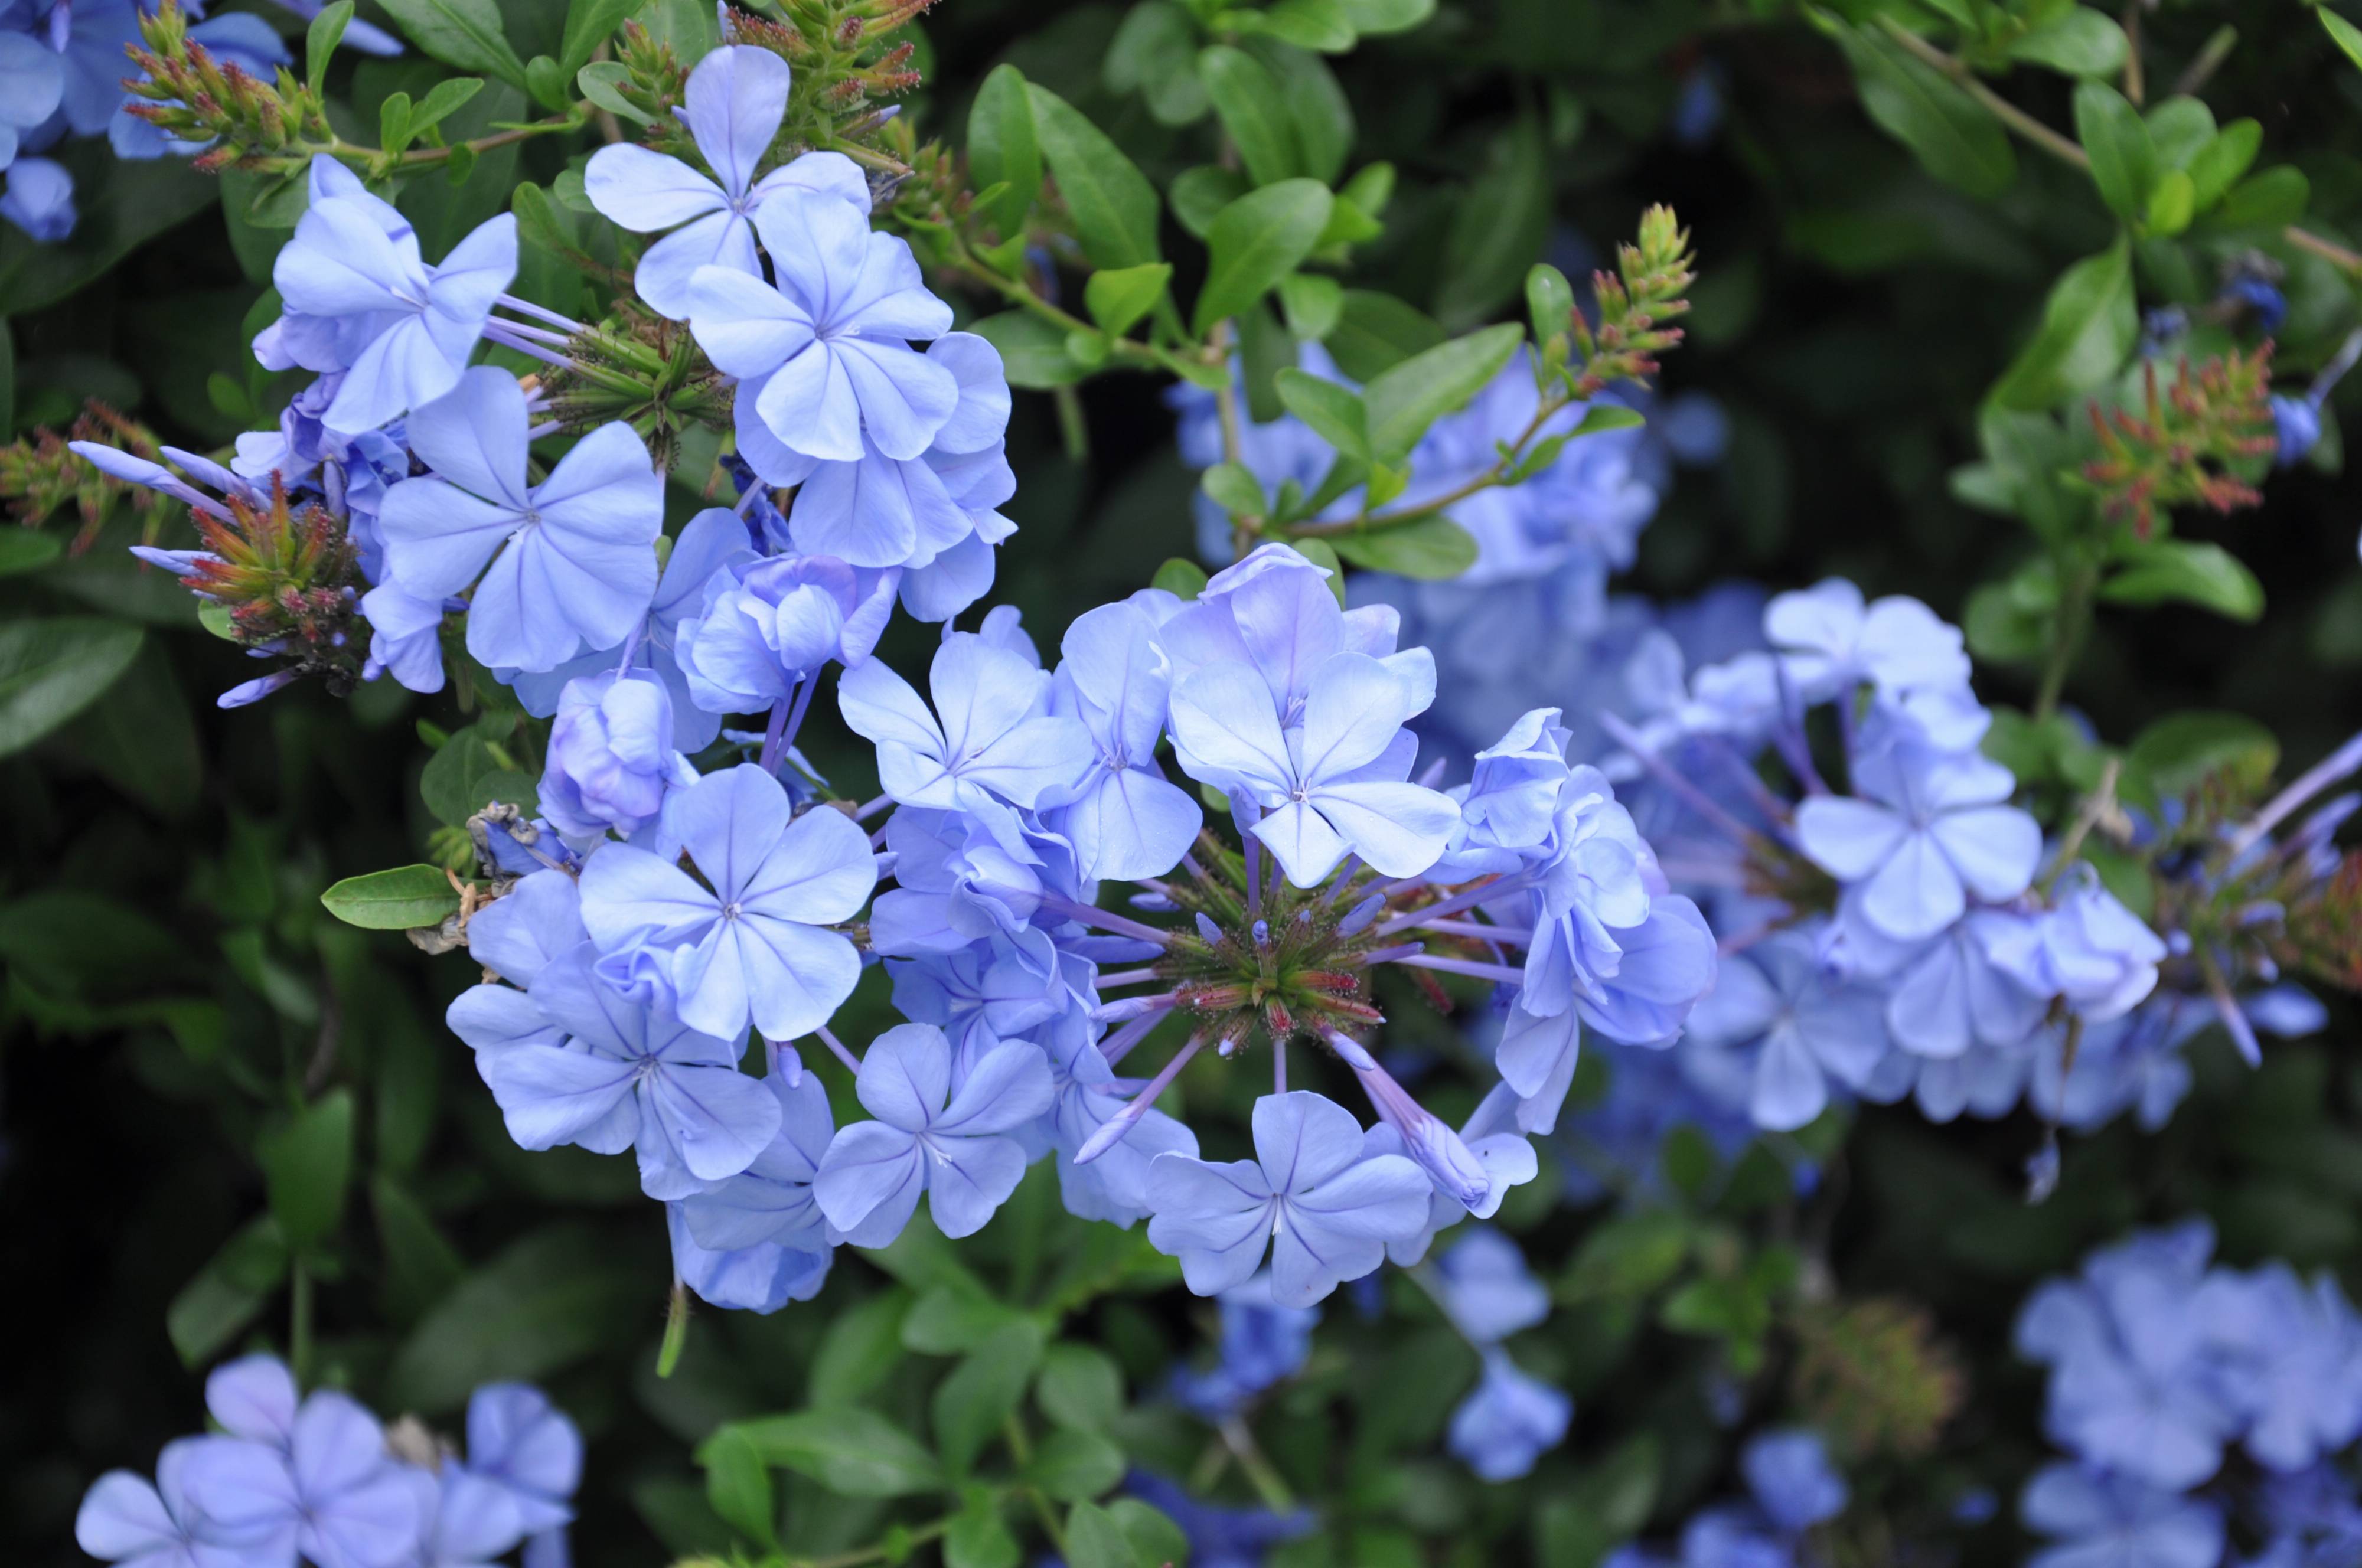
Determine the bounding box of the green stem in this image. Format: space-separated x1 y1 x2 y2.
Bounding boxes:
1217 1415 1298 1514
289 1263 314 1386
1289 393 1566 539
1002 1417 1071 1558
942 247 1204 375
2033 560 2099 721
786 1518 951 1568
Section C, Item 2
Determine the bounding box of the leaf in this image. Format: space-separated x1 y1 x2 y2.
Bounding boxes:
1063 1501 1142 1568
0 533 62 576
1270 45 1355 184
968 311 1091 388
1104 1 1208 126
1027 1429 1127 1502
809 1288 915 1406
2125 711 2278 802
1573 404 1646 435
2186 120 2262 212
2210 166 2309 229
1435 116 1549 327
412 76 488 137
731 1409 945 1498
697 1427 779 1550
321 865 466 930
1363 321 1524 463
2073 81 2156 222
1084 263 1173 337
1526 261 1575 345
1153 558 1209 599
2144 97 2216 169
970 64 1042 239
945 1506 1022 1568
1338 0 1434 31
420 718 540 827
66 639 200 816
1203 462 1269 517
1107 1501 1190 1568
1290 536 1349 600
1989 240 2135 411
2145 169 2195 237
1248 0 1356 51
377 0 531 89
1027 86 1162 269
1194 178 1334 334
308 2 354 88
386 1225 645 1412
2324 6 2362 73
167 1217 288 1368
560 0 637 72
2007 8 2126 76
1325 288 1446 381
1326 516 1480 578
259 1090 356 1252
2101 540 2264 620
1170 164 1250 240
934 1322 1046 1477
1277 271 1343 338
1198 45 1300 185
1036 1343 1125 1430
1536 1435 1662 1567
0 153 218 315
1825 19 2015 200
575 60 653 123
1275 367 1368 460
0 617 143 759
372 1176 465 1323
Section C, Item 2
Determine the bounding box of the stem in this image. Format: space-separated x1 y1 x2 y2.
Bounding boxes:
1218 1416 1299 1513
777 672 819 757
289 1264 314 1386
1392 952 1529 986
2041 757 2122 891
1053 384 1090 460
758 692 792 774
944 250 1180 370
1001 1417 1071 1559
2033 560 2099 721
1414 917 1535 946
1290 395 1564 539
813 1025 863 1075
2119 2 2144 104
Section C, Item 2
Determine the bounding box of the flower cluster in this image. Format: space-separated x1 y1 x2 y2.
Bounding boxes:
75 1355 579 1568
2016 1221 2362 1568
1607 1429 1849 1568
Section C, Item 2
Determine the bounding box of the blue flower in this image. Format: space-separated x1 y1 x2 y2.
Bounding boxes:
2273 394 2323 469
76 1438 262 1568
37 0 140 136
577 763 876 1043
1037 1008 1199 1226
678 1064 837 1256
402 1466 526 1568
2020 1464 2224 1568
0 31 63 171
1432 1226 1551 1344
459 1384 579 1535
689 184 956 464
667 1200 833 1313
673 551 899 716
1169 1272 1319 1420
475 943 784 1198
1158 543 1415 723
379 368 663 673
2205 1262 2362 1472
1685 929 1892 1132
539 669 697 844
1740 1430 1847 1533
1 154 71 240
180 1383 425 1568
1796 723 2042 942
1877 909 2047 1060
1446 1350 1573 1481
838 632 1094 816
1987 865 2167 1026
1145 1089 1432 1306
357 584 448 694
1046 599 1204 881
813 1022 1055 1243
1121 1471 1315 1568
586 47 870 319
1763 579 1969 704
1170 650 1457 885
269 169 517 434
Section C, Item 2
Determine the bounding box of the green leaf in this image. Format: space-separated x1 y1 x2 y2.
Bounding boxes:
2185 120 2262 211
307 2 354 89
1247 0 1356 50
1036 1343 1125 1430
1434 116 1549 326
0 616 143 759
1573 404 1646 435
1103 1 1208 125
1107 1501 1190 1568
1326 516 1480 578
259 1090 355 1251
730 1409 945 1498
0 156 218 315
1989 240 2135 410
945 1507 1023 1568
1825 18 2015 199
1026 86 1162 269
2073 80 2156 222
697 1427 778 1549
2101 539 2263 620
420 719 539 828
386 1225 644 1412
372 1177 465 1323
0 532 61 576
1063 1501 1141 1568
1203 462 1268 517
575 60 653 123
1194 178 1333 334
379 91 416 152
559 0 637 72
1084 262 1172 337
2145 169 2195 236
1288 537 1348 601
1028 1429 1127 1502
1276 271 1342 338
321 865 466 930
1275 367 1368 460
1337 0 1434 30
1153 558 1209 599
808 1288 914 1406
1562 1210 1692 1301
2324 6 2362 72
1526 261 1575 347
1536 1435 1662 1568
968 311 1091 389
2125 711 2278 803
1169 164 1249 240
1325 288 1445 381
1198 45 1300 185
413 76 488 137
1269 45 1355 184
934 1322 1046 1478
167 1217 288 1367
2144 97 2216 169
66 638 200 816
970 64 1042 239
2007 8 2126 76
1363 321 1524 464
376 0 531 89
2210 165 2309 228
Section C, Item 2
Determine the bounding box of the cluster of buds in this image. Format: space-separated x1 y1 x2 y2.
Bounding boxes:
0 402 171 550
1568 204 1695 397
173 478 368 695
534 317 732 473
1788 1297 1965 1462
2082 347 2275 540
125 0 330 172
